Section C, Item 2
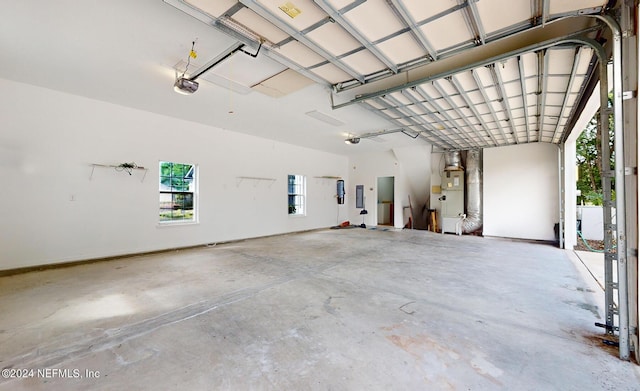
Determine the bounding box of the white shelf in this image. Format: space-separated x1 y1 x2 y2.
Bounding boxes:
90 163 148 182
314 176 342 179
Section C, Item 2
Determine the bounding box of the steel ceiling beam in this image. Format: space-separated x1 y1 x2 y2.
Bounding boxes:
461 0 487 45
399 90 466 150
222 2 245 17
239 0 365 83
488 64 519 144
536 49 549 142
360 100 451 149
431 79 487 148
517 55 533 143
314 0 398 73
464 70 506 145
414 85 484 149
332 31 603 109
542 0 550 27
410 87 469 147
376 96 452 148
551 47 582 143
392 91 462 148
386 0 438 61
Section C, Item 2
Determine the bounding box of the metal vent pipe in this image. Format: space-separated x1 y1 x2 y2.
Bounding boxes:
444 151 462 171
462 149 482 233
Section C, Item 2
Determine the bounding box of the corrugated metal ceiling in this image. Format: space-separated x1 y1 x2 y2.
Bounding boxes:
166 0 612 150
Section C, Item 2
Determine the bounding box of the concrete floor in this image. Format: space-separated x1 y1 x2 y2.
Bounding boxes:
1 228 638 390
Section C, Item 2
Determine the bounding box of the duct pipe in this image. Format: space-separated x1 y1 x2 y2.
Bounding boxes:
444 151 462 171
462 149 482 233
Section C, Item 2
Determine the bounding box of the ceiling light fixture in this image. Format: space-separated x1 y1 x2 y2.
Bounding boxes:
345 137 360 145
305 110 344 126
279 1 302 18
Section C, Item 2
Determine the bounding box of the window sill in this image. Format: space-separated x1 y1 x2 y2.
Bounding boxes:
157 220 199 228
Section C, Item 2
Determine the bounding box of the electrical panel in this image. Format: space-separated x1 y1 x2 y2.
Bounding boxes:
441 170 464 191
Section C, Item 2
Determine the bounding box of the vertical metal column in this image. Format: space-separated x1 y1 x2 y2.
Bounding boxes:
600 99 617 338
594 14 630 360
621 1 639 361
611 12 630 361
558 144 565 249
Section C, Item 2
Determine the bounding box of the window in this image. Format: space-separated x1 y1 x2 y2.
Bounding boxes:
159 162 196 222
288 174 306 215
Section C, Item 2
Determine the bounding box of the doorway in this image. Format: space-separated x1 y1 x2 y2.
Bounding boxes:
377 176 394 226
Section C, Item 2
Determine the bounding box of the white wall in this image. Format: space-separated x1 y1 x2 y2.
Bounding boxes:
391 144 432 207
484 143 559 241
0 78 348 271
348 151 410 228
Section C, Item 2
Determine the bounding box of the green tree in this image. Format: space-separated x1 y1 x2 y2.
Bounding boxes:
160 162 193 191
576 93 614 205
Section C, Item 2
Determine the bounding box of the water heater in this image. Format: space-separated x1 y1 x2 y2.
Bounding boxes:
337 179 345 204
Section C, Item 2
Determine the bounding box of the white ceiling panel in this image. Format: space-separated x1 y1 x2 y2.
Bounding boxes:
548 48 577 72
366 100 385 110
326 0 353 9
376 33 426 65
274 41 325 67
450 94 466 108
310 63 352 83
472 66 493 86
409 104 427 115
508 96 523 110
256 0 326 30
476 0 531 35
434 79 456 96
500 58 522 82
185 0 237 18
451 72 475 91
546 93 566 107
520 52 539 74
549 0 607 15
571 77 587 93
576 47 595 70
504 81 522 99
390 91 410 105
548 76 570 93
306 22 361 56
420 11 475 51
468 91 484 105
341 50 386 75
342 0 404 41
402 0 459 22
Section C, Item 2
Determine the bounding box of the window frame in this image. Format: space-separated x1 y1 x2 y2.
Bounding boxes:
158 161 198 225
